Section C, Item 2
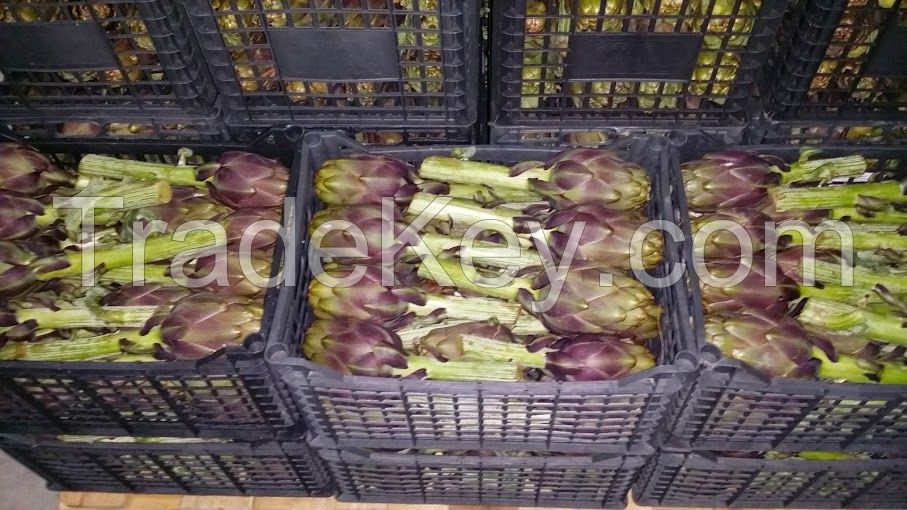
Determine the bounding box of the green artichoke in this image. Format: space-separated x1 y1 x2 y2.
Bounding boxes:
531 334 656 381
315 154 419 205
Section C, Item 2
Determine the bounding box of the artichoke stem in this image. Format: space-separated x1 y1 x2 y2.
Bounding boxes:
417 156 545 192
406 192 522 230
799 298 907 346
831 207 907 225
812 346 879 383
459 334 547 368
443 182 543 203
811 260 907 295
511 314 550 336
12 306 159 330
780 155 868 184
416 231 542 270
78 154 204 188
771 181 906 211
38 229 225 280
99 264 175 285
0 328 161 361
417 256 535 301
879 362 907 384
411 293 524 324
394 356 522 381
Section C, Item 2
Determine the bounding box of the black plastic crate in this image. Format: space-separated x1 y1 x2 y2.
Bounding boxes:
266 130 699 454
491 123 746 146
748 118 907 145
2 113 227 142
0 0 217 116
0 131 306 439
765 0 907 119
225 122 476 145
184 0 480 128
667 132 907 452
0 435 331 496
634 451 907 508
319 442 647 508
489 0 786 126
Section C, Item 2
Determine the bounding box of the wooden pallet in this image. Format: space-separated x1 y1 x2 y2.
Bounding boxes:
58 493 736 510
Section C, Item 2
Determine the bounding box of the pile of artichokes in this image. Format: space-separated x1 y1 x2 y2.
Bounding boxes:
685 147 907 384
0 144 289 362
307 147 663 382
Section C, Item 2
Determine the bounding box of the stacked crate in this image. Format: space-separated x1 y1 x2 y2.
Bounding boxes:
182 0 481 144
264 130 701 507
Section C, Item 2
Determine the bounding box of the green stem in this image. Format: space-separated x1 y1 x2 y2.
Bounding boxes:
417 257 537 301
511 314 550 336
459 335 547 367
812 346 879 383
779 155 868 184
12 305 158 330
411 293 525 325
99 264 175 285
393 356 523 381
831 207 907 225
417 156 546 192
416 231 542 270
771 181 906 211
879 362 907 384
0 328 162 361
798 298 907 346
805 232 907 252
37 229 226 280
811 260 907 295
79 154 204 188
406 192 522 230
443 182 543 203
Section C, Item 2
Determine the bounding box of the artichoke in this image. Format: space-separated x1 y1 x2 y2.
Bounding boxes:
700 0 757 49
308 204 415 264
157 293 262 360
197 152 289 209
192 251 272 298
567 0 625 32
699 257 798 315
530 334 656 381
705 310 818 378
638 81 681 109
570 81 632 108
315 154 418 205
223 208 283 250
0 192 54 241
516 204 663 269
523 268 661 338
690 208 770 260
416 320 516 362
303 318 404 375
103 284 193 307
689 51 739 99
0 144 73 196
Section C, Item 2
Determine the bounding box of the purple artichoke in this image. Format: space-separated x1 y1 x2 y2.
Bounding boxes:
0 191 53 240
518 204 662 269
303 318 408 377
519 148 650 209
308 264 422 325
530 334 656 381
223 207 282 249
699 257 798 315
197 151 289 209
0 144 73 197
683 151 783 212
308 204 416 265
520 268 661 339
690 208 771 260
192 251 272 298
156 293 262 360
705 310 818 378
315 154 421 205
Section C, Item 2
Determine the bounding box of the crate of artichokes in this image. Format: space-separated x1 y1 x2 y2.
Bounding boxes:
267 130 699 454
766 0 907 119
634 450 907 508
183 0 480 129
0 132 302 439
670 132 907 452
489 0 787 126
0 0 217 116
0 434 331 495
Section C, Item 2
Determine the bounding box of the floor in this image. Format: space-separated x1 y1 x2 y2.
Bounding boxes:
0 451 58 510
